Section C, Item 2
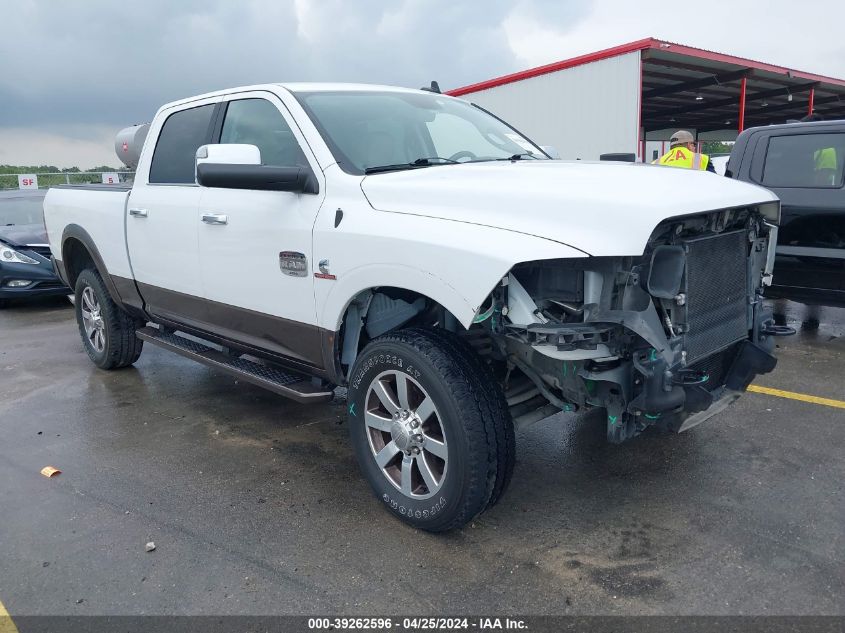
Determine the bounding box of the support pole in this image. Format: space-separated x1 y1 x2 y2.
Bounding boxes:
738 77 747 132
808 87 815 115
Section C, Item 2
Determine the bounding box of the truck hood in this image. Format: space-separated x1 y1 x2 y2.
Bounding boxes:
360 161 777 256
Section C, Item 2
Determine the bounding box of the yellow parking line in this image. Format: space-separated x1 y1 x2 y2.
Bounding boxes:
748 384 845 410
0 599 19 633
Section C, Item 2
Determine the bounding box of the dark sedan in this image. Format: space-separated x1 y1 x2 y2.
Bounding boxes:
0 189 70 307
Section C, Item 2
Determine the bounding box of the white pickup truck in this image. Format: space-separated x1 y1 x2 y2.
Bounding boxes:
45 83 785 531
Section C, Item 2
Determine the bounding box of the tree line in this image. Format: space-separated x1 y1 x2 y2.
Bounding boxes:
0 165 129 189
0 165 122 174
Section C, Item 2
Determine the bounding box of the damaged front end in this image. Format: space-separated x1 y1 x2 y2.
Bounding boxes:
480 202 787 443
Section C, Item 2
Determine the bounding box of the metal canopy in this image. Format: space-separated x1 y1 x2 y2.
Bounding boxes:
448 38 845 143
640 41 845 136
447 37 845 160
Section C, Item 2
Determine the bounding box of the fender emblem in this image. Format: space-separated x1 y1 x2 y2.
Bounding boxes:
314 259 336 280
279 251 307 277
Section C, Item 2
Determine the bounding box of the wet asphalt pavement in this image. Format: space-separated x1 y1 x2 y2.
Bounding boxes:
0 297 842 616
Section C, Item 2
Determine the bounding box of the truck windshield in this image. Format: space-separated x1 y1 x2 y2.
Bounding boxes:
293 90 547 175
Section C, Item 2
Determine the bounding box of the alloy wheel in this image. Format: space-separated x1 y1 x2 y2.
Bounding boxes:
364 370 448 499
80 285 106 353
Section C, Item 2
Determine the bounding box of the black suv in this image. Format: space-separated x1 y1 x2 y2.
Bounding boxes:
727 120 845 307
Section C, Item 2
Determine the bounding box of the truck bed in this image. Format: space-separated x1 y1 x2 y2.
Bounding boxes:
53 183 132 192
43 185 134 284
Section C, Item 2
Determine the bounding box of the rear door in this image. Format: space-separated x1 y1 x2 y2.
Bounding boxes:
196 91 326 366
127 97 221 326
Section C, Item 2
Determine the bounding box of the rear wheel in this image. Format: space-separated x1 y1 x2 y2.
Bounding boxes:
74 268 143 369
347 328 512 532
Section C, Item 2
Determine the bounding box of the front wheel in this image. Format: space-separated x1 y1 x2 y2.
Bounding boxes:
74 268 144 369
347 328 512 532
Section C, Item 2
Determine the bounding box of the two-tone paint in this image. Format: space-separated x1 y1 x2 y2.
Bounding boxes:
44 83 778 385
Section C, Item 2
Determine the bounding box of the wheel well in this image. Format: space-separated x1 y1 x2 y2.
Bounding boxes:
336 287 463 379
62 237 97 290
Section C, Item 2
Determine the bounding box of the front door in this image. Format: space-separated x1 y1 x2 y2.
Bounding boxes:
197 92 326 366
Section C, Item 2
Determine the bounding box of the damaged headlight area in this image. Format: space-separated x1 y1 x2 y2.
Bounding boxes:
474 204 786 443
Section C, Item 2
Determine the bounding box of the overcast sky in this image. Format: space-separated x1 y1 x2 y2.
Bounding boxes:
2 0 844 168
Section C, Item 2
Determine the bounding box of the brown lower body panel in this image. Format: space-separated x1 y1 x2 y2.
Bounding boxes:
129 282 341 382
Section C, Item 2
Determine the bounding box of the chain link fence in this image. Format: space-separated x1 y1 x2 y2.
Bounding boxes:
0 172 135 190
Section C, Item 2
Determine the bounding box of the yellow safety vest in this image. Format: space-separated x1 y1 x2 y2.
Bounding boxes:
814 147 837 171
652 146 710 171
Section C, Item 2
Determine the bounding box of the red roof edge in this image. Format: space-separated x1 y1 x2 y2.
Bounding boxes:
446 38 656 96
447 37 845 96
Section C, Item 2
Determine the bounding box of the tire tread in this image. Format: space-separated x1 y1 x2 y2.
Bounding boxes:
351 327 511 532
75 268 143 370
423 328 515 508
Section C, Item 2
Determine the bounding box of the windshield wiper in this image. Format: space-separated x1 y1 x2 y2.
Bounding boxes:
413 157 459 165
468 152 541 165
501 152 539 161
364 156 458 175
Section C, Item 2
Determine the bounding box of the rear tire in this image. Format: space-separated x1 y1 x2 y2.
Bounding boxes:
347 328 511 532
74 268 143 369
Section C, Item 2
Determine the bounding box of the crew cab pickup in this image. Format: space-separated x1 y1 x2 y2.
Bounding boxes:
45 83 784 531
727 119 845 307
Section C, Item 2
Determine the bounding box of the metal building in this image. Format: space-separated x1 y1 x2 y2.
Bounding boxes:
446 38 845 162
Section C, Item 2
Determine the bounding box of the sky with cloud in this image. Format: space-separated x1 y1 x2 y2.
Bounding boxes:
2 0 844 168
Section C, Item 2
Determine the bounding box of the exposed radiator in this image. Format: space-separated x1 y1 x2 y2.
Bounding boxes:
684 230 749 362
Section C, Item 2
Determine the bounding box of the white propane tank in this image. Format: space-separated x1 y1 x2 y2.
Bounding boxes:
114 124 150 170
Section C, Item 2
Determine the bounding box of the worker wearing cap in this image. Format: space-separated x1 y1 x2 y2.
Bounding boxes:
652 130 715 172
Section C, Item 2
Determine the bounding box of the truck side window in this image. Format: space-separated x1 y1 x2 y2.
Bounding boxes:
220 99 308 168
762 133 845 188
149 104 216 184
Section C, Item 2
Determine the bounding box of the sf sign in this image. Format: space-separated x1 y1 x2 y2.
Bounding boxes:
18 175 38 190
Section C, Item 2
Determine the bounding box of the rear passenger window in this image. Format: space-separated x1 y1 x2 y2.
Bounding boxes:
149 104 215 184
220 99 308 168
762 133 845 188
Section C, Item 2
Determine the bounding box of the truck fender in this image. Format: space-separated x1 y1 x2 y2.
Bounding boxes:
60 224 124 306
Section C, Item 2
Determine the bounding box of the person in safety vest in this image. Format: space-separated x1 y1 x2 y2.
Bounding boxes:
801 113 840 185
652 130 715 172
814 146 839 185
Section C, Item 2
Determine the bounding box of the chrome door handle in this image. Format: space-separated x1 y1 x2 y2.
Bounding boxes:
201 212 228 225
129 208 148 218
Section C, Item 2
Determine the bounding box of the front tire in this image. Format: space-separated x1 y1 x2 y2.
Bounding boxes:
348 328 511 532
74 268 143 369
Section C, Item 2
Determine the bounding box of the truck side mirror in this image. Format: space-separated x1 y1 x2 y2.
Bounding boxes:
196 143 262 168
195 144 318 194
540 145 561 159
